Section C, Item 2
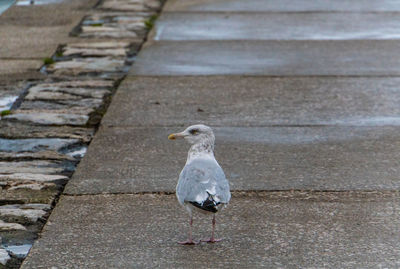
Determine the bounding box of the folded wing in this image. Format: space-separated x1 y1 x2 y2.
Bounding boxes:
176 158 231 212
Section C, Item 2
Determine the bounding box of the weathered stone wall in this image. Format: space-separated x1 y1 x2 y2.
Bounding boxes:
0 0 163 267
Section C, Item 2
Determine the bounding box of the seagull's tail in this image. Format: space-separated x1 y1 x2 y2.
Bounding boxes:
189 192 220 213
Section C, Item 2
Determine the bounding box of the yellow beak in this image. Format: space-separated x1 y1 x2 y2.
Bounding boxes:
168 133 185 140
168 133 177 140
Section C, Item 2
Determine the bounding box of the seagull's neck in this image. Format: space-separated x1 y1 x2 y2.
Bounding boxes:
186 139 215 164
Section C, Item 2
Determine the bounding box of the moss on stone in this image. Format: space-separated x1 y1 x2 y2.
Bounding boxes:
43 57 55 65
0 110 11 117
144 14 158 30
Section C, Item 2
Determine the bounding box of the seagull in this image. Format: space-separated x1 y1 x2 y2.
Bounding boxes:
168 124 231 245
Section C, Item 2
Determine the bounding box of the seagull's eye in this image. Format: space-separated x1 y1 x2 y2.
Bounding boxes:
189 129 198 135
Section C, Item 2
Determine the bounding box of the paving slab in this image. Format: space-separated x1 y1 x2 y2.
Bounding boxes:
132 40 400 76
0 69 45 83
0 0 98 59
23 192 400 268
101 76 400 127
1 0 98 27
65 126 400 194
0 25 76 59
0 60 42 75
164 0 400 12
154 13 400 41
0 0 98 84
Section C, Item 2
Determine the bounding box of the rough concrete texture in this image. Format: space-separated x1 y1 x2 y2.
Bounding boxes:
23 193 400 268
0 0 98 59
102 76 400 127
0 71 45 85
154 13 400 41
164 0 400 12
66 126 400 194
132 40 400 76
0 60 42 76
0 25 76 59
0 0 98 82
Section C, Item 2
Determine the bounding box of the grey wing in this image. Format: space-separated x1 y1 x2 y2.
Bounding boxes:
176 158 231 205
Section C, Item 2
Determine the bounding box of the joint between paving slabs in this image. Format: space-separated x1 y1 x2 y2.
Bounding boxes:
129 74 400 78
61 189 400 198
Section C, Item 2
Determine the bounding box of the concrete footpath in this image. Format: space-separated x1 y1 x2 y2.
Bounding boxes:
23 0 400 268
0 0 97 82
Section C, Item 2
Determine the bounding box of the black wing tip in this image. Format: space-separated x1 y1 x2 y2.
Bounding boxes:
189 201 218 213
189 193 220 213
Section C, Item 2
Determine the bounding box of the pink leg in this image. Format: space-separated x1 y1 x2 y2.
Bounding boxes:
178 216 198 245
201 215 222 243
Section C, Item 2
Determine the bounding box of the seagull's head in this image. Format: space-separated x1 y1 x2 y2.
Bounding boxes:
168 124 215 145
